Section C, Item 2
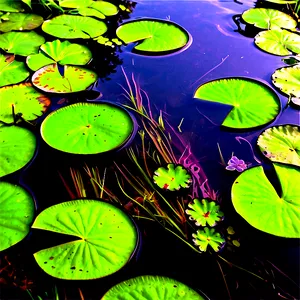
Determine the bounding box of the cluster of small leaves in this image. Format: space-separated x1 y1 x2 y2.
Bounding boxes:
94 36 123 47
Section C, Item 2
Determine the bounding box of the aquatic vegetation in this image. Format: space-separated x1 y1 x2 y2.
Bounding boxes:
102 275 205 299
0 0 25 12
257 125 300 167
0 182 35 251
194 78 280 129
282 56 300 65
192 227 225 252
226 156 248 172
32 200 138 280
0 13 43 32
186 198 224 227
153 164 192 191
232 163 300 238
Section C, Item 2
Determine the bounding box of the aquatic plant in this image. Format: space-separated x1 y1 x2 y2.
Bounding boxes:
192 227 225 252
226 156 247 172
0 13 43 32
0 0 25 12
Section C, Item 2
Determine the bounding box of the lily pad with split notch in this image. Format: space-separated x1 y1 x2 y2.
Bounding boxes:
32 200 138 280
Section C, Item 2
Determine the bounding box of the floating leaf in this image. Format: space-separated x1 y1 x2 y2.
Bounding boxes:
232 164 300 238
0 13 43 32
102 275 204 300
153 164 192 191
41 102 134 154
186 199 224 227
255 29 300 56
21 0 31 8
194 78 280 129
282 56 300 65
32 200 138 280
0 31 45 56
0 0 24 12
0 54 29 87
192 227 225 252
116 18 190 54
0 182 35 251
257 125 300 167
0 126 36 177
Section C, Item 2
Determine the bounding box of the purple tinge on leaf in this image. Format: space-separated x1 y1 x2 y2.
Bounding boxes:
226 156 247 172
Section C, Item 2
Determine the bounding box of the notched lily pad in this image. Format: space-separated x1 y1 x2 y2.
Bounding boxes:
192 227 225 252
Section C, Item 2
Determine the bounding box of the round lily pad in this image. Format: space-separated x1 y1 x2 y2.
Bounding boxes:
102 275 204 299
0 182 35 251
41 102 135 154
0 83 51 123
32 64 97 93
192 227 225 252
0 0 24 12
116 18 191 55
0 126 36 177
194 78 280 129
242 8 297 30
42 14 107 39
257 125 300 167
32 200 138 280
255 29 300 56
232 163 300 238
0 13 43 32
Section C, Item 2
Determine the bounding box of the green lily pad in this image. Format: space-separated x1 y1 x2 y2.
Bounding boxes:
255 29 300 56
242 8 297 30
32 200 138 280
186 198 224 227
116 18 190 54
192 227 225 252
41 102 134 154
0 0 24 12
0 13 43 32
194 78 280 129
232 163 300 238
257 125 300 167
0 31 45 56
0 126 36 177
102 275 204 300
42 14 107 39
153 164 192 191
0 83 51 123
0 54 29 87
32 64 97 93
0 182 35 251
272 65 300 98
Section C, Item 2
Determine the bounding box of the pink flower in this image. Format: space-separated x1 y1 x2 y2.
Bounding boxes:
226 156 247 172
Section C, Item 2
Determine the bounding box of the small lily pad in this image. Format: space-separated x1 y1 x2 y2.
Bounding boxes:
255 29 300 56
192 227 225 252
0 13 43 32
232 163 300 238
102 275 205 299
153 164 192 191
257 125 300 167
32 200 138 280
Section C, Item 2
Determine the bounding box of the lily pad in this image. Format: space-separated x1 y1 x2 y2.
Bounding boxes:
102 275 204 300
42 14 107 39
116 18 190 54
27 40 92 71
0 182 35 251
257 125 300 167
192 227 225 252
255 29 300 56
0 54 29 87
0 83 51 123
0 31 45 56
0 126 36 177
272 65 300 98
0 0 24 12
194 78 280 129
242 8 297 30
41 102 134 154
153 164 192 191
232 163 300 238
32 200 138 280
0 13 44 32
32 64 97 93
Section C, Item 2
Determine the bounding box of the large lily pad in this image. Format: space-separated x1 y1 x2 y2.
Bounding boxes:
32 64 97 93
32 200 138 280
0 0 24 12
0 54 29 87
0 31 45 56
0 182 35 251
257 125 300 167
41 102 134 154
0 13 43 32
255 29 300 56
116 18 190 54
242 8 297 30
0 126 36 177
0 83 51 123
42 14 107 39
102 275 204 300
232 163 300 238
194 78 280 129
